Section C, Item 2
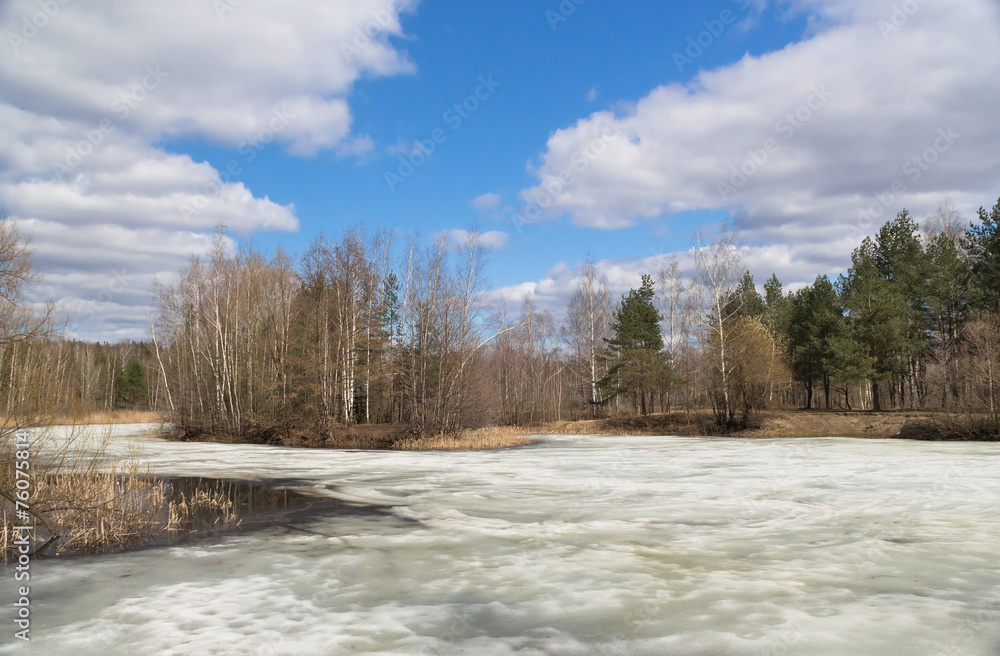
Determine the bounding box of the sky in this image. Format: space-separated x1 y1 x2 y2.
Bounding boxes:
1 0 999 341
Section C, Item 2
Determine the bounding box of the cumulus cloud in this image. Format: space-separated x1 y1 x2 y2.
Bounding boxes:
0 0 416 340
471 193 501 211
518 0 1000 254
1 0 415 153
436 229 509 252
493 238 856 323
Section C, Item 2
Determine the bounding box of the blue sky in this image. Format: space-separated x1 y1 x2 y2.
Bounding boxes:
170 0 811 291
2 0 999 339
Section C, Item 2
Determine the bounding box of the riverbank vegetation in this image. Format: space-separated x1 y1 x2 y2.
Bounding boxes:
0 215 178 560
2 198 999 443
536 409 930 440
146 198 999 441
0 429 167 560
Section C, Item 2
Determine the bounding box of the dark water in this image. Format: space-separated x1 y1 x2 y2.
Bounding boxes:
9 476 400 558
156 476 404 545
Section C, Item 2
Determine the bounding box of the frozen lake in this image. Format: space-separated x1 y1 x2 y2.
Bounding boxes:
3 425 1000 655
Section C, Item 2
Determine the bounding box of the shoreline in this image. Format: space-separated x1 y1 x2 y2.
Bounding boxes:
166 410 998 450
11 409 995 449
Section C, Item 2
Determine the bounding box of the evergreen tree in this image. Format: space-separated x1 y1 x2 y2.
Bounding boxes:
967 197 1000 313
925 231 971 408
763 273 788 334
598 274 673 416
723 271 766 320
381 272 402 339
873 210 930 407
786 276 842 409
117 358 148 410
823 330 873 411
380 271 402 422
838 237 909 411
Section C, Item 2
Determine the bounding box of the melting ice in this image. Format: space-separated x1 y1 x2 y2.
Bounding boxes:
2 424 1000 655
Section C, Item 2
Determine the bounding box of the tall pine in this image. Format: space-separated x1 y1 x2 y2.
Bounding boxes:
598 274 673 416
967 197 1000 314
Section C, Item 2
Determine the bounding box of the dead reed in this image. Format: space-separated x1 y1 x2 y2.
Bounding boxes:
2 426 168 559
1 410 166 428
167 487 239 531
397 425 536 451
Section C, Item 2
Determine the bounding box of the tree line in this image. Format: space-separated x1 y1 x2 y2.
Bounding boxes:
0 211 161 420
3 198 999 437
581 200 1000 428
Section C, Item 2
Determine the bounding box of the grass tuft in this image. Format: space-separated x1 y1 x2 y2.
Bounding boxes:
396 425 536 451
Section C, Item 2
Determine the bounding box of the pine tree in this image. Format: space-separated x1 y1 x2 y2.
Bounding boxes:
723 271 766 320
967 197 1000 314
873 210 930 407
381 271 402 422
598 274 673 416
925 231 971 408
763 273 788 334
823 330 873 410
117 358 148 410
787 276 842 409
839 237 908 411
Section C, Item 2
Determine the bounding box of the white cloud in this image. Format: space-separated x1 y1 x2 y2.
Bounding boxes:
518 0 1000 262
492 239 857 322
1 0 416 153
0 0 416 340
436 229 509 252
585 87 597 102
471 193 501 211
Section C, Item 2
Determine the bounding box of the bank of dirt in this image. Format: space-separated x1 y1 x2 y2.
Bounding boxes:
166 410 996 450
535 410 933 439
169 423 536 451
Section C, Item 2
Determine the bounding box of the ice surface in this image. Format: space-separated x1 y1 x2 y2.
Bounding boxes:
2 426 1000 655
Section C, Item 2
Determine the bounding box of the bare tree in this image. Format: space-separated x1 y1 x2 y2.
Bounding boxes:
566 255 611 415
965 315 1000 419
691 225 744 425
0 211 53 349
658 255 698 355
923 202 965 243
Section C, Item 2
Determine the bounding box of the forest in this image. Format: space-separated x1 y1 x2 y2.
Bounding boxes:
2 198 999 440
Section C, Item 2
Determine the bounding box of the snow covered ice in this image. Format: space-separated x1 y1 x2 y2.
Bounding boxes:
2 425 1000 655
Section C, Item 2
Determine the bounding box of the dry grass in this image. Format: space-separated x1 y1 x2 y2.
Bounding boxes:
53 409 165 426
1 426 169 560
175 422 537 451
29 466 166 557
167 487 239 530
396 425 537 451
1 409 166 429
533 411 722 437
896 413 1000 441
531 410 933 439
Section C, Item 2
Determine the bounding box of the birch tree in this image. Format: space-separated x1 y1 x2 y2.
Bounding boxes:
691 226 744 425
567 256 610 415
